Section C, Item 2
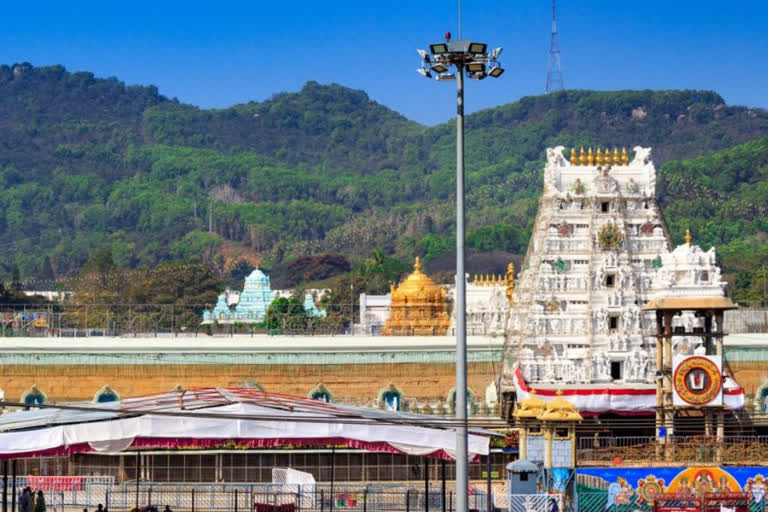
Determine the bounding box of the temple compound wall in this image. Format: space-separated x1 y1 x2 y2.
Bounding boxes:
0 336 503 412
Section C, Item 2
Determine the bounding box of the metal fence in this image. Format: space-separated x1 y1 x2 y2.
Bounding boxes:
723 307 768 333
3 302 767 338
577 435 768 466
0 304 361 338
71 452 512 485
3 476 115 512
501 494 561 512
1 481 510 512
0 304 452 338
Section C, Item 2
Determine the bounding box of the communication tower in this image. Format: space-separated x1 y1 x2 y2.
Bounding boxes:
545 0 564 93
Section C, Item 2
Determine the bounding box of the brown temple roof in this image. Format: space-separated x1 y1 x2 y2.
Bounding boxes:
643 297 738 312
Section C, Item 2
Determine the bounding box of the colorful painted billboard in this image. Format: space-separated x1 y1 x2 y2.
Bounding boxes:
577 467 768 512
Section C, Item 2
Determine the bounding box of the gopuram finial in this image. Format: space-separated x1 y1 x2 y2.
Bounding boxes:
414 256 422 272
570 147 577 165
506 262 515 305
685 229 692 245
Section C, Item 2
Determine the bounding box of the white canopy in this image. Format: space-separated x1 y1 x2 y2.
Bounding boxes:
0 388 490 461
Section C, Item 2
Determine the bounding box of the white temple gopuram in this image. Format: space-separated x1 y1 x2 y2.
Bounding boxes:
499 146 744 413
450 270 514 337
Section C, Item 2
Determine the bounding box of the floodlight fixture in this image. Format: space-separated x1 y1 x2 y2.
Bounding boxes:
471 72 486 81
431 63 449 74
465 62 485 73
417 68 431 78
488 66 505 78
492 47 503 60
468 42 487 54
436 73 456 81
417 49 431 63
430 43 449 55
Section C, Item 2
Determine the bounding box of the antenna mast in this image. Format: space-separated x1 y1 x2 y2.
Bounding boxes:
458 0 462 39
545 0 564 93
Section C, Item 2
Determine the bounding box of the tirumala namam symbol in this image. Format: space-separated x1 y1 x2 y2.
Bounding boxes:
673 356 722 405
688 368 707 390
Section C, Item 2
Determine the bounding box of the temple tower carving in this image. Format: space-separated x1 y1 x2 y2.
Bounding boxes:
500 146 732 414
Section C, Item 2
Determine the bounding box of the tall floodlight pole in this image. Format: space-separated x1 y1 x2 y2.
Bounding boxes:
417 36 503 512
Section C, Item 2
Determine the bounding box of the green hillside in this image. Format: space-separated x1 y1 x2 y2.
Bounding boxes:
659 137 768 303
1 63 768 298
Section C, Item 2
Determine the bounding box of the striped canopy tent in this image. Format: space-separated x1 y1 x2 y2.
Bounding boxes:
0 388 491 461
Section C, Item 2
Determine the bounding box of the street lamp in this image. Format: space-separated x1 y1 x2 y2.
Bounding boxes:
417 34 503 512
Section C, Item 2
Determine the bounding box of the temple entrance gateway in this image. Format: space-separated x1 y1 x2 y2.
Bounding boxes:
644 296 737 462
500 145 743 418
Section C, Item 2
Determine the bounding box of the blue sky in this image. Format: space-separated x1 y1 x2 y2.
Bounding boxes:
1 0 766 125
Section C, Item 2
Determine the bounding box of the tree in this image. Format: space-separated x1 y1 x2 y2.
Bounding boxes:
40 256 55 283
266 297 308 330
10 265 22 293
227 259 255 290
81 248 115 275
282 253 351 286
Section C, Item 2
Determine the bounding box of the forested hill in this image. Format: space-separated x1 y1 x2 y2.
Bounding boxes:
0 63 167 179
659 136 768 303
2 63 768 293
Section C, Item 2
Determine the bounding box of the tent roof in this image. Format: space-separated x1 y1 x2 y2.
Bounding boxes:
0 388 490 461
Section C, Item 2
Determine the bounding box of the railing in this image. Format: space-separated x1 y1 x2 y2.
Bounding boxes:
628 240 667 252
577 436 768 467
577 436 655 466
501 494 562 512
4 477 116 512
0 303 507 338
723 308 768 333
2 302 764 338
0 303 359 338
1 482 501 512
577 491 652 512
545 240 591 252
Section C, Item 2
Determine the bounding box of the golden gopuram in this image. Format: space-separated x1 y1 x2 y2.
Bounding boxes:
382 257 451 336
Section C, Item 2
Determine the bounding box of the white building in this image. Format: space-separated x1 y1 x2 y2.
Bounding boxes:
499 146 743 413
450 274 510 337
358 292 391 333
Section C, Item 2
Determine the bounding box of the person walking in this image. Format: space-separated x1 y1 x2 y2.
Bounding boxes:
20 487 32 512
34 490 46 512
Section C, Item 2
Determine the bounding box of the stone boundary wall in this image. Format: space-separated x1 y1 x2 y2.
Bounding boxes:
0 361 499 404
727 360 768 396
724 309 768 333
